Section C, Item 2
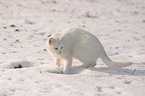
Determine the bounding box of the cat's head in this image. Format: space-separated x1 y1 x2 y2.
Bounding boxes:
47 37 64 56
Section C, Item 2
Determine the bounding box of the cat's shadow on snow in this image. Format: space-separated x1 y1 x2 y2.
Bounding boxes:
70 67 145 76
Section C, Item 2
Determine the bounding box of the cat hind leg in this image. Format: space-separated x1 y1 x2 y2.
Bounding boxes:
89 63 97 68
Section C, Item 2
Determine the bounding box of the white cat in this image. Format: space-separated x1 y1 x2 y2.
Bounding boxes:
46 28 132 74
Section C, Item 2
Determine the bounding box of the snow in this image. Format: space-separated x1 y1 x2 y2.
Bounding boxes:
0 0 145 96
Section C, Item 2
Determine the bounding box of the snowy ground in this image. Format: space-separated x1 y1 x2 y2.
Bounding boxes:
0 0 145 96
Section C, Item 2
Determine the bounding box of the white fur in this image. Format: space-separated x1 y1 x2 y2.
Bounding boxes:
46 28 132 74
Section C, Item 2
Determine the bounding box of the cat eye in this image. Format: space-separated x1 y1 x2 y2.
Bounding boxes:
61 47 63 49
55 48 58 50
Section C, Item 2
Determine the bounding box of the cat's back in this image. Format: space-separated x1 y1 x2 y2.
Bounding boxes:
61 28 82 35
62 28 101 48
66 28 98 42
61 28 95 39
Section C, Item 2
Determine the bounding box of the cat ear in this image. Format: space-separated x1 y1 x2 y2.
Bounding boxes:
48 38 54 45
59 34 64 40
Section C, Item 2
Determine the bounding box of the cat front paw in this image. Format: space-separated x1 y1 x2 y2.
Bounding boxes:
62 69 70 74
59 70 69 74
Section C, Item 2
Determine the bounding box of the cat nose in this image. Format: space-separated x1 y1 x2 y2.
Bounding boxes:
59 52 61 54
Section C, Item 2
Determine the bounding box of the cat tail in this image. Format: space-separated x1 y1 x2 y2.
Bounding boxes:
100 52 132 68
